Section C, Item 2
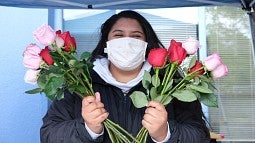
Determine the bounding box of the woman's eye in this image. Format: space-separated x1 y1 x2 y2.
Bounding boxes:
131 35 142 39
114 34 123 38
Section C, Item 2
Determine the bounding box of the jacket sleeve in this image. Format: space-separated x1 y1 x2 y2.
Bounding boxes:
40 92 104 143
167 99 211 143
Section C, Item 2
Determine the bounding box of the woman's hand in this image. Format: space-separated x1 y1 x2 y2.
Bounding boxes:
81 92 109 134
142 101 168 142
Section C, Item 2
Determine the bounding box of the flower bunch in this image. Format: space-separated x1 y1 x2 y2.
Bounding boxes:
23 24 93 100
23 24 139 143
130 37 228 142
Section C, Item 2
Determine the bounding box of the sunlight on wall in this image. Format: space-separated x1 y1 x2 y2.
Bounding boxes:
0 6 48 143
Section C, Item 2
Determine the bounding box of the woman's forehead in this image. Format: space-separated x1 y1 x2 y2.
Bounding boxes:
111 18 143 32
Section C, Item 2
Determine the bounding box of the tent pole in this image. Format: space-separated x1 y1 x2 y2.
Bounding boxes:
248 11 255 66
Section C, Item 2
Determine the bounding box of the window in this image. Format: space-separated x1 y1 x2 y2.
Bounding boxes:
206 6 255 142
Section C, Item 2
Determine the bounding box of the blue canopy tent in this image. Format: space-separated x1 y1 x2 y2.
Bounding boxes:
0 0 250 9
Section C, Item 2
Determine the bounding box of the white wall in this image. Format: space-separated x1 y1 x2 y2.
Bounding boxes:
0 6 48 143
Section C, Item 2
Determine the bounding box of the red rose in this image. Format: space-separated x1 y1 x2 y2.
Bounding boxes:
39 47 54 65
188 61 205 77
148 48 168 68
168 39 187 65
56 30 76 52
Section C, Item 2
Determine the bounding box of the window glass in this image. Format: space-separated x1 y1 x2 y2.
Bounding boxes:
206 6 255 142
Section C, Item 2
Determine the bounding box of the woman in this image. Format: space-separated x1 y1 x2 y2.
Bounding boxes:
40 10 210 143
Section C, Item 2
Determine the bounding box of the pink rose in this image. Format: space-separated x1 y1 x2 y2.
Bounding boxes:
211 64 228 79
204 52 222 71
168 39 187 65
39 47 54 65
23 43 42 70
24 69 40 84
33 24 56 46
148 48 168 68
55 36 64 48
182 37 200 55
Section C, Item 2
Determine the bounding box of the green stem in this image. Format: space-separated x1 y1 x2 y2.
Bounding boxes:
161 66 205 102
135 127 144 139
177 82 186 90
168 76 186 96
56 48 69 63
66 71 77 83
55 48 92 97
81 72 94 95
155 68 159 87
136 127 148 143
104 121 132 143
74 91 84 99
161 64 170 85
105 119 140 143
160 63 177 95
104 121 119 143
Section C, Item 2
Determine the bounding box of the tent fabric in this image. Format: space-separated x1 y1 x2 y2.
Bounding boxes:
0 0 251 10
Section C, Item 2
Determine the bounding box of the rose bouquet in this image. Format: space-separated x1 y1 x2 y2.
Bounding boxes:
23 24 139 143
130 37 228 142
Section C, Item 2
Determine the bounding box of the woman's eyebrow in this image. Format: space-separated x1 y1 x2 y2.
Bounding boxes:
111 30 123 33
132 31 144 34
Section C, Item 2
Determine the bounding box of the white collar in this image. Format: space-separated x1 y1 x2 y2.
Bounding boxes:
93 58 151 93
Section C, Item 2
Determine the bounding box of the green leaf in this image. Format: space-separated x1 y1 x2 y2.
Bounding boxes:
63 50 76 60
68 59 77 67
74 62 86 69
56 89 64 100
25 88 42 94
199 93 218 107
150 87 157 100
183 67 188 74
153 95 163 102
161 95 173 106
49 66 64 74
67 85 75 93
80 52 92 60
172 89 197 102
188 84 213 93
142 71 151 90
81 63 93 84
76 84 86 95
199 75 213 83
50 52 63 62
152 74 160 87
193 77 200 85
44 76 65 99
201 81 208 88
130 91 148 108
191 90 200 98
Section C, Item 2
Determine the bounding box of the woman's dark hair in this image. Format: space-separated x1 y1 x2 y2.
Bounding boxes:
90 10 164 61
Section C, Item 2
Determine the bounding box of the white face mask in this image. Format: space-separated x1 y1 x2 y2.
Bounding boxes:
104 37 148 71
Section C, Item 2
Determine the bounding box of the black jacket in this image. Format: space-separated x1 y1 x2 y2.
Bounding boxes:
40 70 210 143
